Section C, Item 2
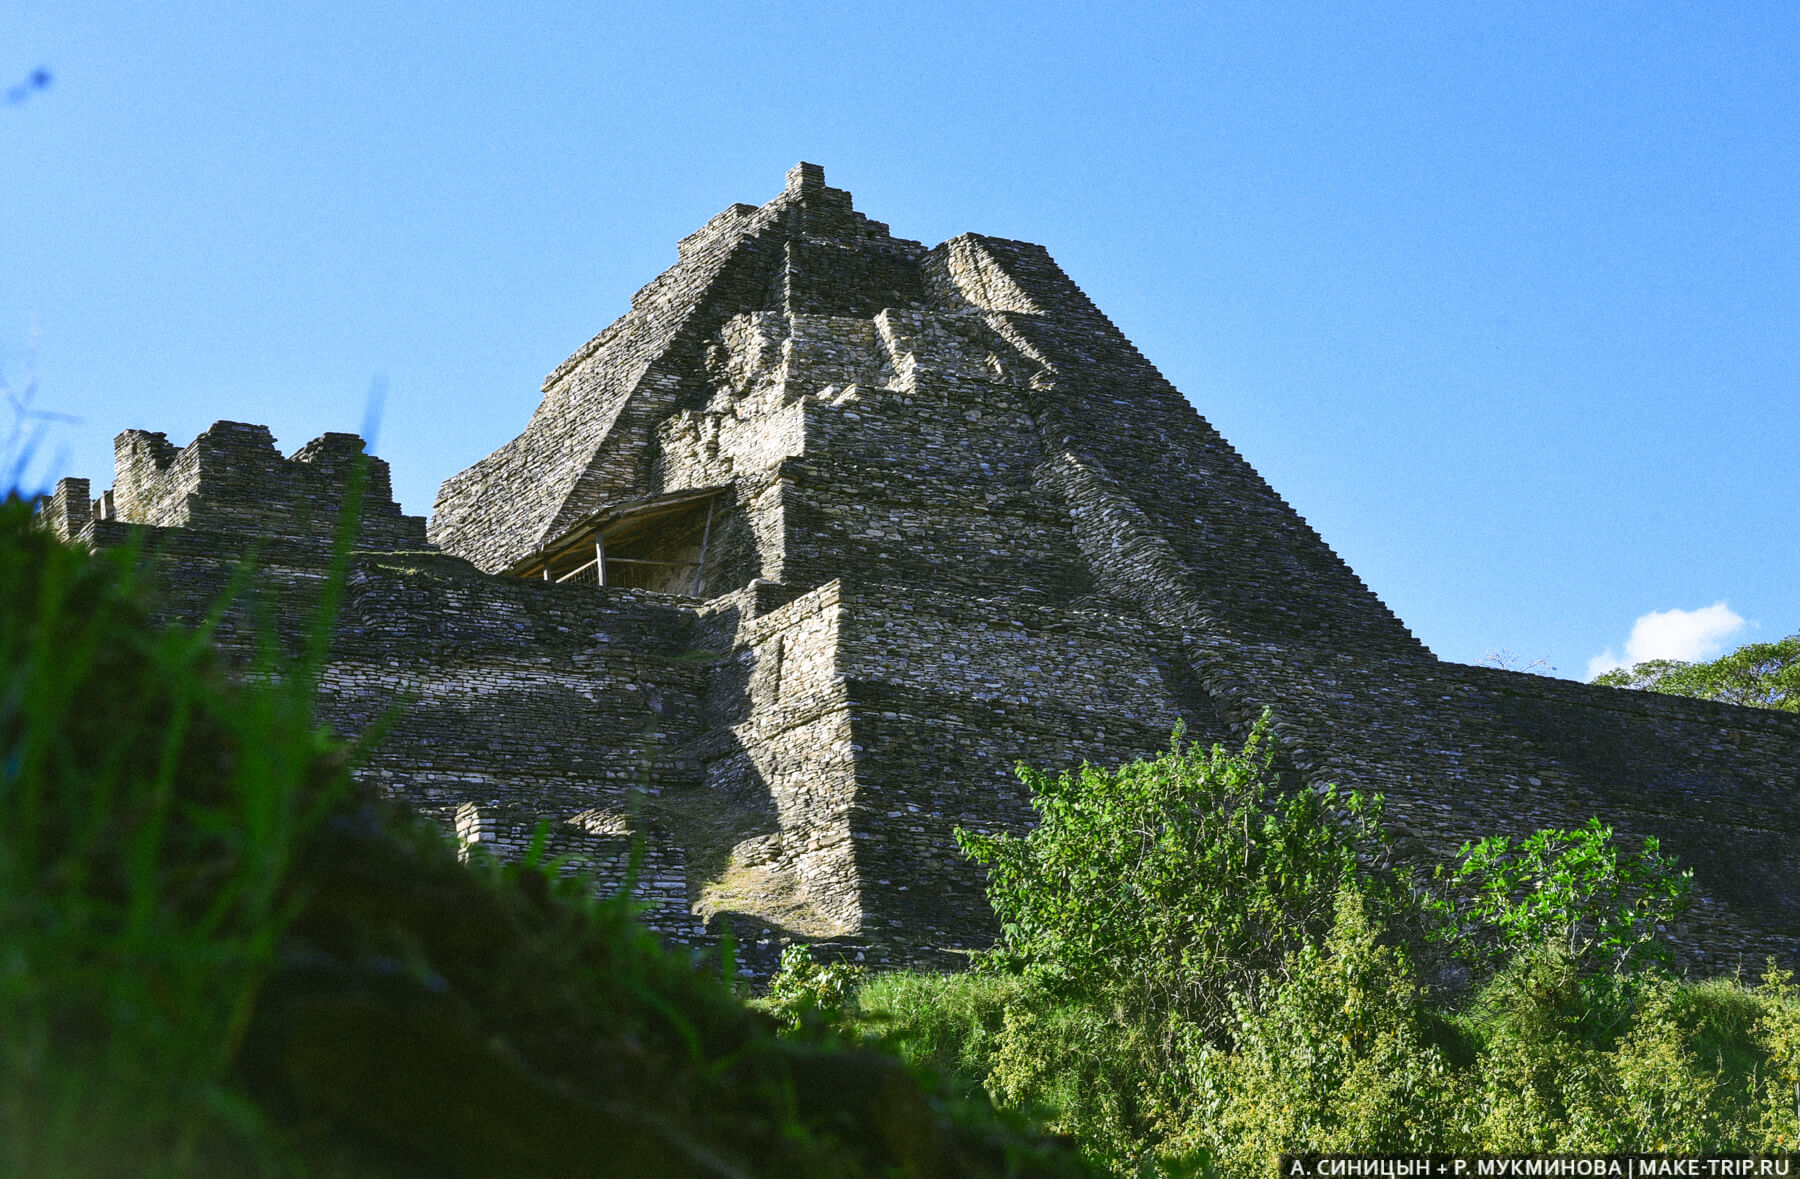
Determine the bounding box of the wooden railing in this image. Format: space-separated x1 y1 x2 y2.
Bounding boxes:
546 555 702 590
531 498 715 597
554 556 600 584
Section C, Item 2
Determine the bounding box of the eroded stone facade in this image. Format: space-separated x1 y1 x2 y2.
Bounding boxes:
41 163 1800 975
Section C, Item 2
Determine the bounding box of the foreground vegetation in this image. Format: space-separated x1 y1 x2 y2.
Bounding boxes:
12 480 1798 1175
772 727 1800 1177
846 944 1800 1176
0 496 1088 1177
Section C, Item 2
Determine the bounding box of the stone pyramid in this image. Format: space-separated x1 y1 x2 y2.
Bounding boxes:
422 163 1800 968
49 164 1800 973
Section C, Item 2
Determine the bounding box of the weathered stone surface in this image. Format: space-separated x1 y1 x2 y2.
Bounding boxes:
101 421 427 549
43 163 1800 975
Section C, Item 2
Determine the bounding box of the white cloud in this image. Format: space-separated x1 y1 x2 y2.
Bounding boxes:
1586 602 1746 681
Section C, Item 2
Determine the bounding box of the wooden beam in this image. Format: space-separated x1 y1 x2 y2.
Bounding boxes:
555 556 599 584
690 499 713 597
540 530 602 570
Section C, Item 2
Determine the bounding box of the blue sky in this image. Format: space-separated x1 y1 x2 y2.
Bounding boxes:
6 2 1795 678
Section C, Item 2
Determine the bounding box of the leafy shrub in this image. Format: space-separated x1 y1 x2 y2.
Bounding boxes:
946 720 1411 1175
1428 817 1692 978
918 717 1782 1173
761 942 867 1032
1451 952 1785 1153
957 716 1396 1048
985 986 1164 1172
864 953 1800 1172
1194 889 1462 1172
1751 966 1800 1149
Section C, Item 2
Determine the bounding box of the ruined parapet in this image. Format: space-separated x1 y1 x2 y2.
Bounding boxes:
29 423 433 667
35 476 92 544
110 421 427 549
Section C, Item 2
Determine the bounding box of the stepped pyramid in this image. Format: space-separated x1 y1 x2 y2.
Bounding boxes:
432 162 1419 662
47 164 1800 973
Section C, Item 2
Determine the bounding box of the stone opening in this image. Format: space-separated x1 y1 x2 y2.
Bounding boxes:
511 488 726 598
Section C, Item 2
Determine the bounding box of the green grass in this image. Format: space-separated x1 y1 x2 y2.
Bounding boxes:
856 969 1024 1089
0 493 343 1173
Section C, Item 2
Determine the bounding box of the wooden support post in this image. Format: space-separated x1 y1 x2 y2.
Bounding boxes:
596 534 606 586
690 499 714 597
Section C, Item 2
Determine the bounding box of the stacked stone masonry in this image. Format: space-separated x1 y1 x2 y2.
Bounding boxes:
41 163 1800 977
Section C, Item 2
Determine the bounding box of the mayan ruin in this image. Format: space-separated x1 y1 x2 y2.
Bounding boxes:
40 162 1800 976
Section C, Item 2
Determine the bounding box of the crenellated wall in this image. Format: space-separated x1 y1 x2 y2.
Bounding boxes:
104 420 426 549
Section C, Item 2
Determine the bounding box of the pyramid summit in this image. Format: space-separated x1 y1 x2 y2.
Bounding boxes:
431 163 1421 650
43 164 1800 973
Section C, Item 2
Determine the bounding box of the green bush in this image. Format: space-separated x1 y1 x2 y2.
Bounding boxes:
1446 952 1793 1153
957 717 1397 1049
760 942 867 1031
1750 966 1800 1150
1194 888 1462 1172
901 718 1789 1174
1428 817 1692 978
943 720 1409 1175
863 955 1800 1173
987 986 1162 1171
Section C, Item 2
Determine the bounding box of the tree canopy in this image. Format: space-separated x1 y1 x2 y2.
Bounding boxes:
1593 633 1799 713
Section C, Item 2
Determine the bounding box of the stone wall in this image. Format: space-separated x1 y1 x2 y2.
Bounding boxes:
835 588 1234 949
106 421 426 549
322 556 706 814
690 581 864 936
455 802 702 943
